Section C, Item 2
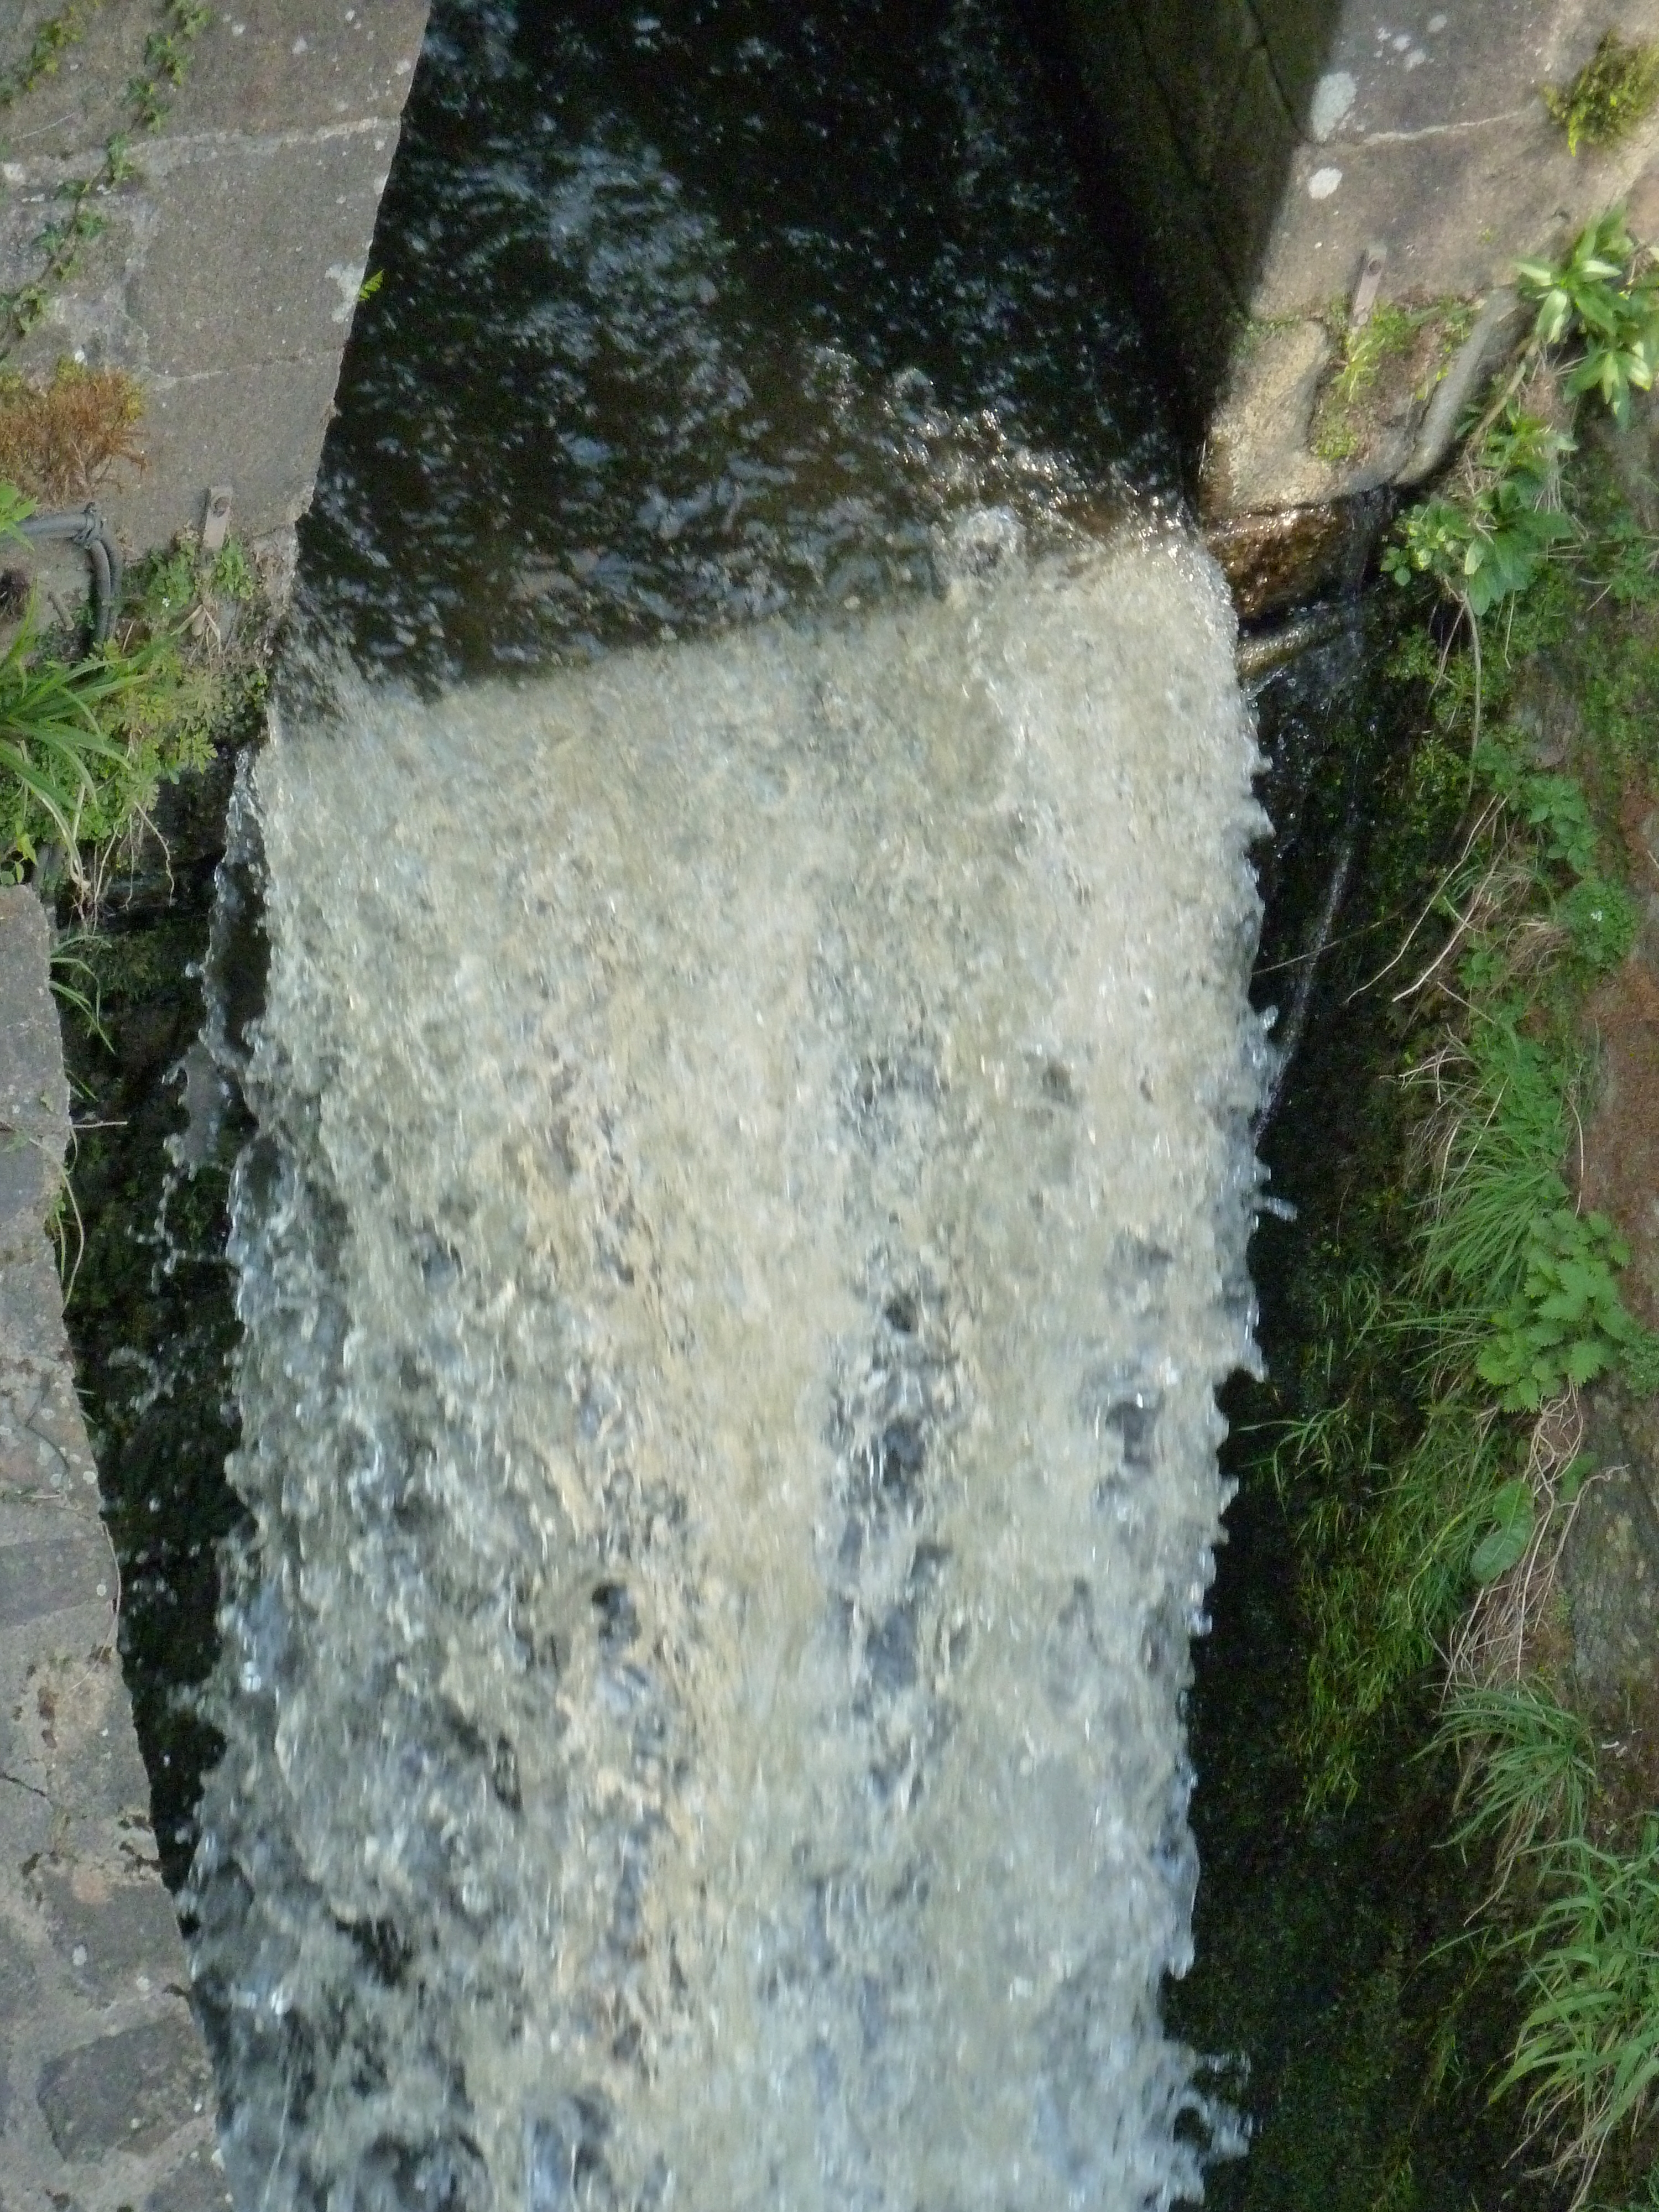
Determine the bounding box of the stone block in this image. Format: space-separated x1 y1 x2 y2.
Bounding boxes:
1252 0 1346 127
36 2010 212 2160
0 1534 114 1632
1248 105 1653 320
1057 0 1240 410
1206 44 1300 298
1305 0 1649 145
1125 0 1260 186
0 0 426 164
2 1630 153 1817
147 2143 237 2212
0 890 68 1258
97 352 349 553
0 1254 74 1380
36 1861 189 2000
1565 1462 1659 1710
126 128 398 380
0 1 429 562
0 1922 40 2110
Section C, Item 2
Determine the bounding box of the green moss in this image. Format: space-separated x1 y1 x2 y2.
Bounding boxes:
1543 30 1659 154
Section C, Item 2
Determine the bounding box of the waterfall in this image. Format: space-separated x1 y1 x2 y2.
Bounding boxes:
187 514 1265 2211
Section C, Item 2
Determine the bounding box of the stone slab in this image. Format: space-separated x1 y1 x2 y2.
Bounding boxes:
1126 0 1260 190
38 2013 215 2161
0 890 67 1269
124 126 399 378
0 0 427 163
107 345 363 554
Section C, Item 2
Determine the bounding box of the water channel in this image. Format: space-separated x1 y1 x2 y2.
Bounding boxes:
160 6 1274 2205
61 4 1470 2206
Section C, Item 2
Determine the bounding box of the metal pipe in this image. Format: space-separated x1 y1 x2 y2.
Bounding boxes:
13 503 123 645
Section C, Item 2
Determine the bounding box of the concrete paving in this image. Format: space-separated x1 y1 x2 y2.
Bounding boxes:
1 885 226 2212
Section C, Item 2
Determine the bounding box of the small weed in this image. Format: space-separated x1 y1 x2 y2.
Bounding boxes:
0 0 98 119
1313 298 1478 468
0 359 145 505
1543 31 1659 155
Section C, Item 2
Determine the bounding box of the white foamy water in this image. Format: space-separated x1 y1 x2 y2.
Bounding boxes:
190 520 1265 2212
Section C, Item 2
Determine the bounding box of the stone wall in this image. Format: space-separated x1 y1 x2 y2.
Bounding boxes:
2 7 432 2202
2 0 429 570
1 886 226 2212
1055 0 1659 557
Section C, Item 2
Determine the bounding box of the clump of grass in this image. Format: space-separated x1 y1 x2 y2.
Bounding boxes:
1441 1682 1598 1897
2 477 269 898
1543 31 1659 154
1411 1022 1576 1303
1501 1821 1659 2203
0 358 145 505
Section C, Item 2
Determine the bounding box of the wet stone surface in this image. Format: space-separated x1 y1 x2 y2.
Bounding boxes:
0 886 227 2212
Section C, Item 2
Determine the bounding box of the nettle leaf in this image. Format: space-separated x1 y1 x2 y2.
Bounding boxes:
1472 1479 1536 1582
1564 1336 1614 1386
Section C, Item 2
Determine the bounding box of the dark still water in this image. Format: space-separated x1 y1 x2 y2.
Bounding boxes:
301 0 1177 677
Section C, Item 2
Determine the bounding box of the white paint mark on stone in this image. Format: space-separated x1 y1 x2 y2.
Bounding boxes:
1392 32 1410 49
1308 166 1343 200
323 262 365 321
1427 12 1447 28
72 1945 88 1965
1310 71 1357 141
292 34 308 53
1405 47 1426 67
325 262 367 322
95 1581 107 1597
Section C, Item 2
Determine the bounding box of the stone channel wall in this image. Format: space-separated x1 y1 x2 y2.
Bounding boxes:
1055 0 1659 603
1 886 224 2212
2 7 429 2204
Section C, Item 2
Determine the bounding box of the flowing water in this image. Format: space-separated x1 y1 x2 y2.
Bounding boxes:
178 6 1271 2206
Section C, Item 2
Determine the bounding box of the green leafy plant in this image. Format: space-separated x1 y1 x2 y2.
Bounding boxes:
1542 30 1659 155
1384 410 1575 613
1477 1207 1641 1410
2 469 266 890
1517 208 1659 428
1469 1474 1536 1583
